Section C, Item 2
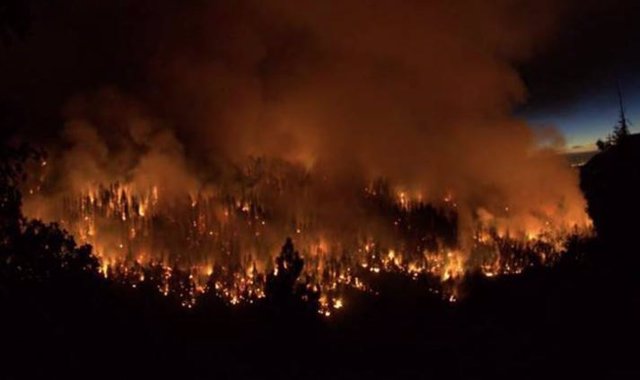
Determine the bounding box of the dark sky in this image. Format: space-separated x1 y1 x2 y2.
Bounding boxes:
1 0 638 151
518 0 640 150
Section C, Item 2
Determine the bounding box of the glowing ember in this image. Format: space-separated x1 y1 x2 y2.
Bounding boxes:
22 173 592 313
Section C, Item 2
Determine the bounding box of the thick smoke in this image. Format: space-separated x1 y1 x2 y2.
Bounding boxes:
9 0 589 262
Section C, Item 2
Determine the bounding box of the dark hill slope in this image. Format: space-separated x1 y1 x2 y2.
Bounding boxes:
581 134 640 259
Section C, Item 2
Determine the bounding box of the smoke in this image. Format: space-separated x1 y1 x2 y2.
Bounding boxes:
10 0 589 262
59 90 200 198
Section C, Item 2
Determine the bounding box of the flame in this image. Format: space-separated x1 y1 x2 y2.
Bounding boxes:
22 178 592 314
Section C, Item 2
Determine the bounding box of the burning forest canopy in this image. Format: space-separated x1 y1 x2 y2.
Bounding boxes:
2 0 593 312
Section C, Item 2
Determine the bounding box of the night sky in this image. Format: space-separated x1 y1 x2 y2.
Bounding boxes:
518 0 640 151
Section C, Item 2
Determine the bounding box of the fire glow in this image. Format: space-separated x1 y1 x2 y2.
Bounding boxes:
23 160 592 316
10 0 598 316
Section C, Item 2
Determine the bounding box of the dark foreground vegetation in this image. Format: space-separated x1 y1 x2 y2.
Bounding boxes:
1 139 640 380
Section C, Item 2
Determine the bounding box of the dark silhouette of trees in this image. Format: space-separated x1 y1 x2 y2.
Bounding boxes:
0 144 35 229
265 237 305 303
613 83 631 143
582 133 640 264
0 144 98 283
596 84 631 151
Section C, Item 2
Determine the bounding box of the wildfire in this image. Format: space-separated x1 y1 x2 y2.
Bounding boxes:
23 173 592 315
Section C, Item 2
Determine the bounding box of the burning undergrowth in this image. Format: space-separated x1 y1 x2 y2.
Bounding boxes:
22 151 592 316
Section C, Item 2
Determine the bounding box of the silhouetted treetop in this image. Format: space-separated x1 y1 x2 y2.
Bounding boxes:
1 144 98 282
581 133 640 263
265 237 304 301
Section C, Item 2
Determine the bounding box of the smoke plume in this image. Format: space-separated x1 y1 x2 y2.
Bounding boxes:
6 0 589 266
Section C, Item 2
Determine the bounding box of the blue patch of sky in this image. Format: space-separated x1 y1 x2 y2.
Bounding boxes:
525 83 640 152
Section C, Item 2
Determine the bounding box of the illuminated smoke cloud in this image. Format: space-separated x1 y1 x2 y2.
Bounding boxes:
11 0 590 291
